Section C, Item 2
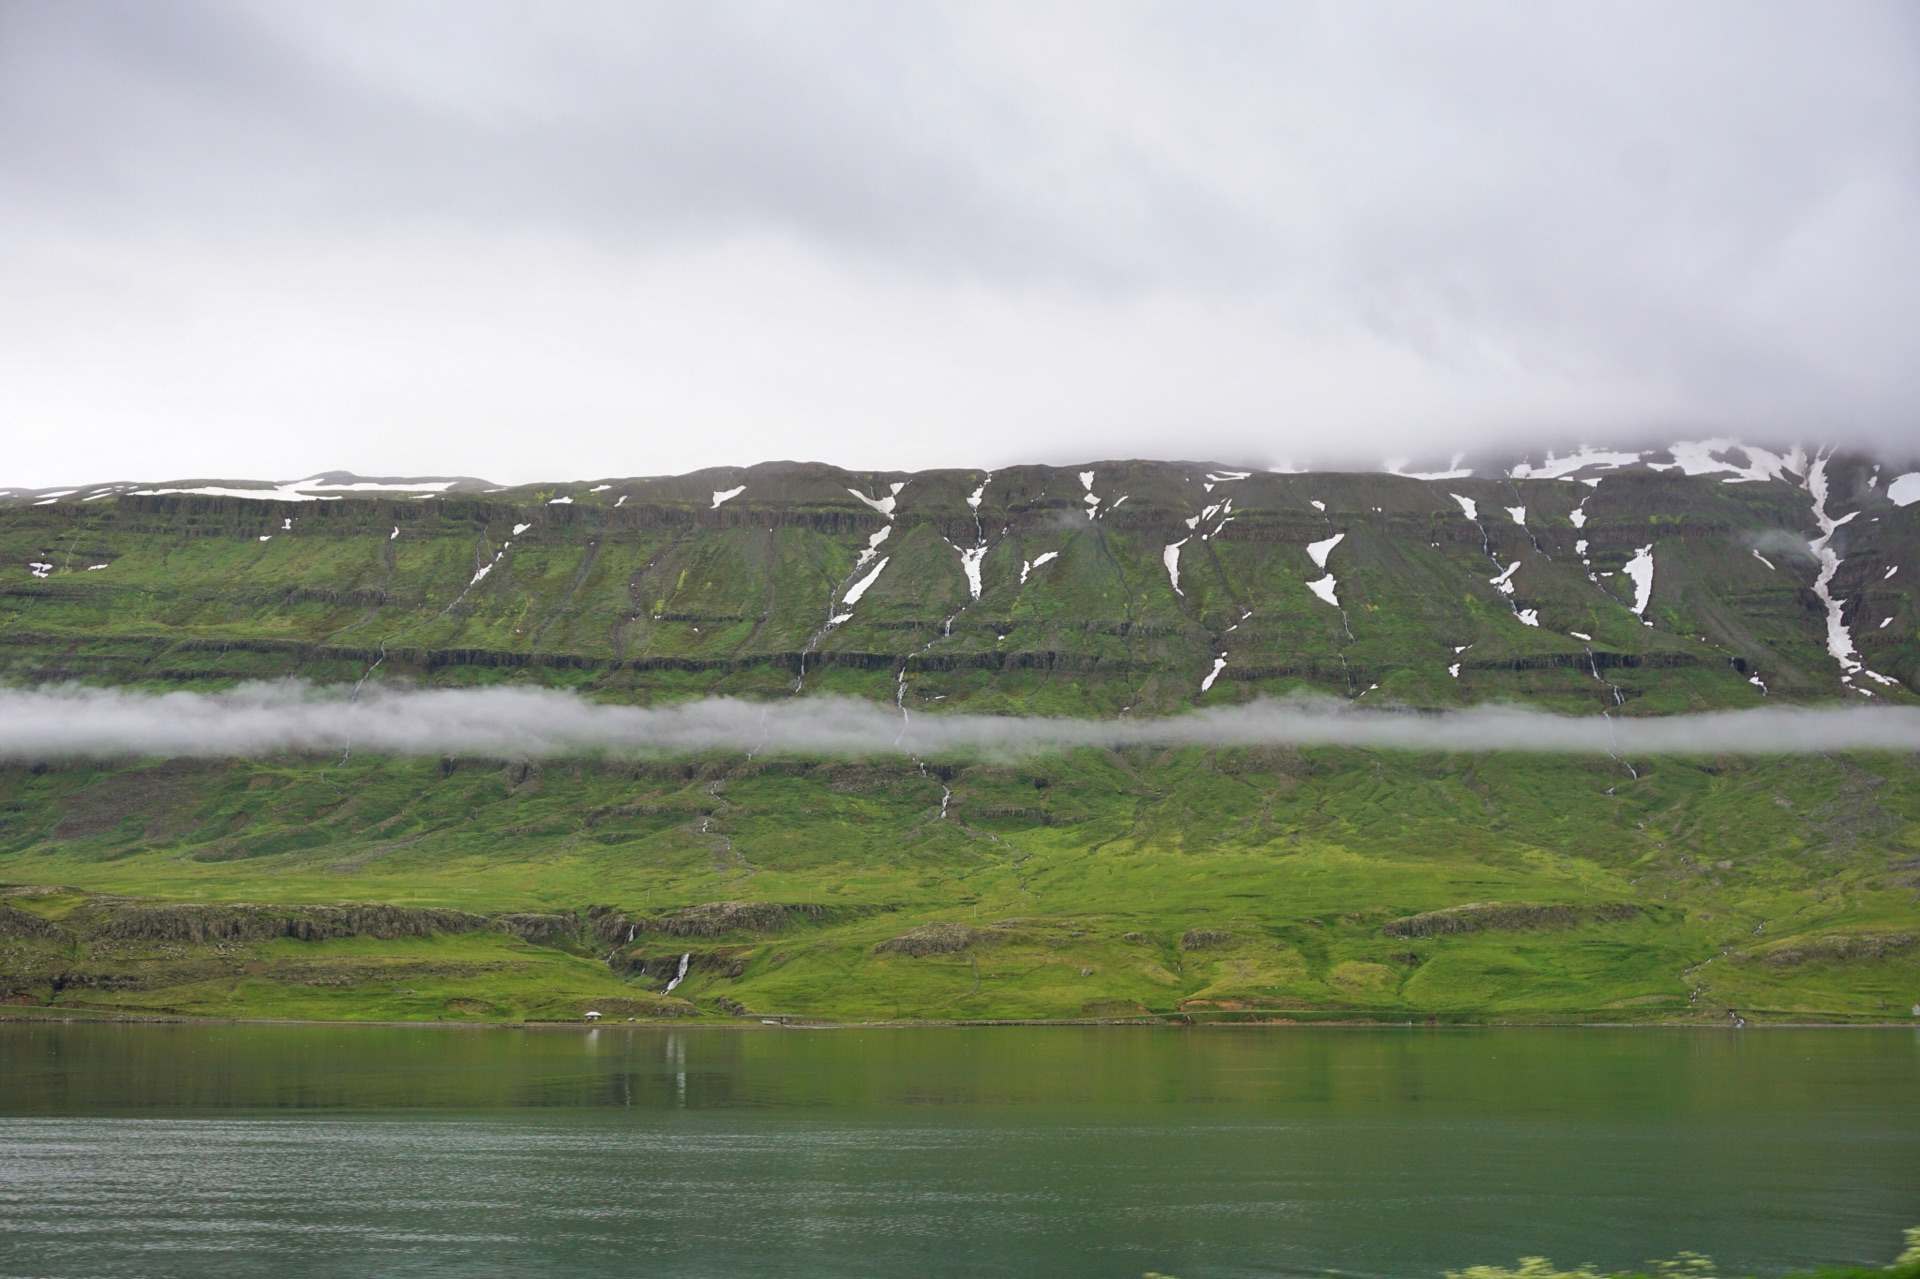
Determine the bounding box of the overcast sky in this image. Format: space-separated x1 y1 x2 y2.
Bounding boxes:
3 1 1917 486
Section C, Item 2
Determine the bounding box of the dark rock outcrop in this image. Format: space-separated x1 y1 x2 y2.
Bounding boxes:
96 903 489 944
872 921 976 956
0 904 65 939
1382 901 1640 938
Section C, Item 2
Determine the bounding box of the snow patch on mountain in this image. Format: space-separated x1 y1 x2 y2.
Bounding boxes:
1800 455 1898 687
951 542 987 600
1622 545 1655 618
1508 446 1642 480
856 525 891 570
846 482 905 517
1658 440 1805 484
840 557 888 608
1162 540 1186 594
1386 453 1471 481
1307 533 1344 569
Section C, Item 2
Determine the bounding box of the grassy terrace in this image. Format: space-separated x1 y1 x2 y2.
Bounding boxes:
4 744 1916 1024
0 458 1916 1024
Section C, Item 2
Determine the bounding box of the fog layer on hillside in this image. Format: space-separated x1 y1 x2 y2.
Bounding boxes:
3 683 1918 761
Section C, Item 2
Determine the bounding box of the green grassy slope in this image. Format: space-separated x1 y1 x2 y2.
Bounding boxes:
1 455 1917 1024
5 457 1915 709
4 744 1915 1023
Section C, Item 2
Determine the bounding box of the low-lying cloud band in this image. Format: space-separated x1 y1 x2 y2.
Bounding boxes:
1 683 1917 761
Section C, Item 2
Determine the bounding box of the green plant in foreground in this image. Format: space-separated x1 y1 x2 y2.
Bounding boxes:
1142 1226 1920 1279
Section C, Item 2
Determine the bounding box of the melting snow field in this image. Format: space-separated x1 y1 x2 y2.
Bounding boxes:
1503 439 1804 484
954 544 987 599
1656 439 1804 484
1201 655 1227 692
1450 494 1478 521
846 482 905 517
1386 452 1472 481
856 525 890 569
1161 541 1185 594
1890 473 1920 507
1307 575 1339 607
125 475 464 503
1804 455 1900 689
1507 446 1644 480
711 486 746 508
303 478 459 494
1021 550 1059 585
1622 545 1655 618
1306 533 1344 569
1078 471 1103 518
840 557 888 608
135 484 335 503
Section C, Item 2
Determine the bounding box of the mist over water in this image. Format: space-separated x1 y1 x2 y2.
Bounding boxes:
2 682 1917 761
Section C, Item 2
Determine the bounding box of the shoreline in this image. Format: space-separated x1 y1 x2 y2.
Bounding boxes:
4 1010 1915 1031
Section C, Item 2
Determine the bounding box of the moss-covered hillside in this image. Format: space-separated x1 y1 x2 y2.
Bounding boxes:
4 455 1915 711
1 453 1917 1024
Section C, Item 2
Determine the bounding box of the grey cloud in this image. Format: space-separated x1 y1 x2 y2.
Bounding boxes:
3 683 1919 761
2 1 1918 483
0 2 1151 282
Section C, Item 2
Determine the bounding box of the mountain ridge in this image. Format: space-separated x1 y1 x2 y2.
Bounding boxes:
4 447 1915 715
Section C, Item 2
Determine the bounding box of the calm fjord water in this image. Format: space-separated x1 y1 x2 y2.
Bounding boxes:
0 1026 1915 1279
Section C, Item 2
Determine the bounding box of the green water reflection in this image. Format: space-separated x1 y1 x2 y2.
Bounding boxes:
0 1025 1915 1279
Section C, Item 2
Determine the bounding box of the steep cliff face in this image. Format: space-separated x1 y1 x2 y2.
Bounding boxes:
3 453 1916 714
